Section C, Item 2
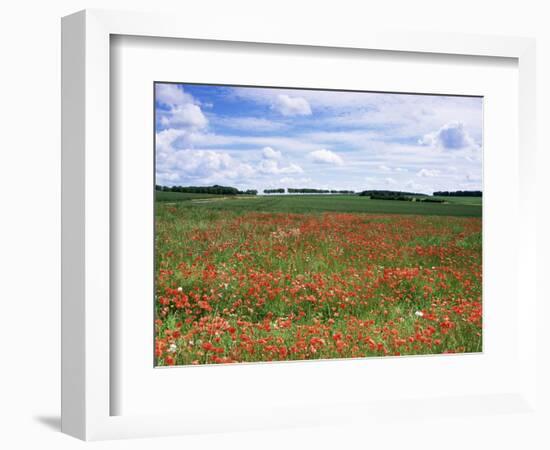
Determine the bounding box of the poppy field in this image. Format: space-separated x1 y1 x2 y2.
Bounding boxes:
155 195 482 366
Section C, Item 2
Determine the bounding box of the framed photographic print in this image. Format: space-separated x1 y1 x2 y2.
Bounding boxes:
62 9 540 442
153 82 483 367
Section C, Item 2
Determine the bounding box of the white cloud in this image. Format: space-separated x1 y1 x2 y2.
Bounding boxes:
156 127 304 187
417 168 441 177
188 133 319 153
465 172 481 182
217 116 286 131
302 130 381 149
155 106 256 185
378 164 408 173
404 180 424 191
282 163 304 174
419 122 477 150
272 94 312 116
230 86 482 143
309 149 344 165
258 159 303 175
155 84 482 193
364 176 400 190
258 146 303 174
262 146 282 159
160 103 208 129
156 84 194 106
156 148 256 186
156 127 208 154
279 176 312 185
156 84 208 131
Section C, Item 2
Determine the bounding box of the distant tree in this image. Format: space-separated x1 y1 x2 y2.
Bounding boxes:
263 188 285 194
358 190 426 198
369 193 413 201
419 197 444 203
433 190 482 197
283 188 355 194
287 188 331 194
156 185 242 195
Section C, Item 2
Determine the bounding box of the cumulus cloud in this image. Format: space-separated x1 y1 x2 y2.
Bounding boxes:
157 128 304 186
272 94 312 116
262 146 282 159
156 127 206 154
258 146 303 174
156 107 254 185
155 83 482 193
309 149 344 165
156 84 208 132
156 84 194 106
160 103 208 129
419 122 477 150
156 148 256 186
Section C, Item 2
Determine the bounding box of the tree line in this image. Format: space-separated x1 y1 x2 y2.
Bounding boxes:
433 190 482 197
156 185 258 195
156 185 481 199
264 188 355 194
358 190 427 198
358 190 446 202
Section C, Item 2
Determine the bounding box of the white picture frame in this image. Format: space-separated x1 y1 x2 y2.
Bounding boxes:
61 9 539 441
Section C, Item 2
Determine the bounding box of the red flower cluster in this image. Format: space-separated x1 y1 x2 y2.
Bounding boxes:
155 210 482 365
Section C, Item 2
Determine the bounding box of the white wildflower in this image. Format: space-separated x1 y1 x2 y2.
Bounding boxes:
415 311 424 317
168 343 177 353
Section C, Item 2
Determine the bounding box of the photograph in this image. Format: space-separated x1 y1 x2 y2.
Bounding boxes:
154 82 483 366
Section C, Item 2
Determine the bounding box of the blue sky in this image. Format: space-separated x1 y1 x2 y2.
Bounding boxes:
155 83 483 194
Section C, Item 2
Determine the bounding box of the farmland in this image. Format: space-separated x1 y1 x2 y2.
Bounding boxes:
155 194 482 365
156 191 482 217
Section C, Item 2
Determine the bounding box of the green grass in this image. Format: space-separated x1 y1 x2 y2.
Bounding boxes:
155 192 482 365
430 196 483 206
155 191 229 202
155 201 482 365
156 193 481 217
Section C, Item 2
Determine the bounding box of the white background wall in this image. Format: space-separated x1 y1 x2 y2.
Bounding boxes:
0 1 547 449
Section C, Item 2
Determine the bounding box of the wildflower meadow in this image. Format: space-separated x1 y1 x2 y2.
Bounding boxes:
154 195 482 366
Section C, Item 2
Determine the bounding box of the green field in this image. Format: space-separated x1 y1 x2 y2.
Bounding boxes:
155 192 482 365
430 196 482 206
156 191 482 217
155 191 228 202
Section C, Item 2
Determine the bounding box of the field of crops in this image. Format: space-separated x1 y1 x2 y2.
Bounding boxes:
155 195 482 365
155 191 226 202
156 191 481 216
